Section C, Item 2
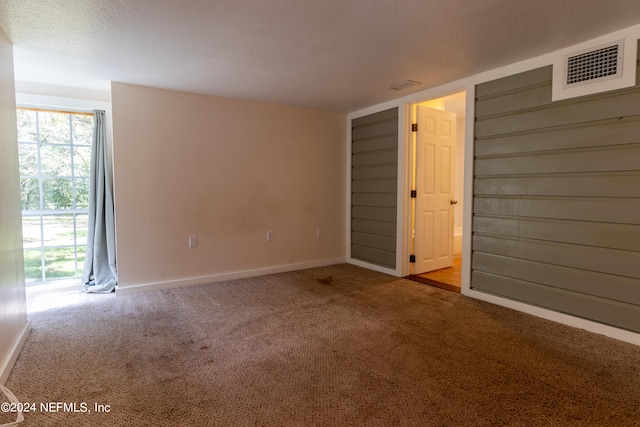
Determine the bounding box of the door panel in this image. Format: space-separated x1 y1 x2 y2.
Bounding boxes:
415 106 456 274
438 209 451 258
418 211 435 263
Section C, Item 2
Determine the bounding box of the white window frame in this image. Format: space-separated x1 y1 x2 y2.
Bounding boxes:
18 109 93 283
16 91 112 285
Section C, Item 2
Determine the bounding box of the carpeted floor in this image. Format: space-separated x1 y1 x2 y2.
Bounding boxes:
3 264 640 426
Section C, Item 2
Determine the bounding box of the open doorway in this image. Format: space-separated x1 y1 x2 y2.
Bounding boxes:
406 91 466 293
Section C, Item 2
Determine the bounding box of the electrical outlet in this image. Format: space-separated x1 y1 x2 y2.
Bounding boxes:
188 236 197 248
316 227 323 238
266 231 274 242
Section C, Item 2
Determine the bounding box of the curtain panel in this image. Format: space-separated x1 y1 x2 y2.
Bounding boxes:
82 110 117 293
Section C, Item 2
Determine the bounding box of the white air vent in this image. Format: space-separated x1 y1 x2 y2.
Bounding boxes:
552 36 637 101
565 42 622 87
390 80 422 91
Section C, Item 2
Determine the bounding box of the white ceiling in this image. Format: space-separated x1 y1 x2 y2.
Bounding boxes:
1 0 640 112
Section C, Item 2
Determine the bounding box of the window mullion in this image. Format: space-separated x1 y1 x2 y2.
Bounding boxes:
69 115 77 210
69 115 80 278
35 112 46 282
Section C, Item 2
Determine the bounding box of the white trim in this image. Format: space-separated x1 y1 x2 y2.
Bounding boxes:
15 81 110 102
15 93 110 113
403 100 418 277
348 100 403 121
393 105 407 277
0 321 31 385
347 258 398 276
348 78 473 121
469 290 640 347
460 89 476 296
401 103 414 277
470 24 640 88
116 257 347 295
346 117 353 264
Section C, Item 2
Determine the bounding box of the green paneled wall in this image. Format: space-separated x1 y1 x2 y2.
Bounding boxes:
473 65 640 333
351 108 398 268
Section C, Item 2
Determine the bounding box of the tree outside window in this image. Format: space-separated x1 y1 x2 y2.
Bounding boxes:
17 109 93 284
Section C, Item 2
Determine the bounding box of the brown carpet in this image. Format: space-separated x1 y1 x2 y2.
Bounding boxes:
3 264 640 426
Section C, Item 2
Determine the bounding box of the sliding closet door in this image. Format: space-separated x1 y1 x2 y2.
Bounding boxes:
351 108 398 269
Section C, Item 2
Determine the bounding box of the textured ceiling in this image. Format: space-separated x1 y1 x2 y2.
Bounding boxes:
1 0 640 112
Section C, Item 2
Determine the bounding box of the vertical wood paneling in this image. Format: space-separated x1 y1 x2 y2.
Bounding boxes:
473 64 640 334
351 108 398 269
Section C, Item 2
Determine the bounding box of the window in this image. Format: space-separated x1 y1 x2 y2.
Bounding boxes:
17 108 93 285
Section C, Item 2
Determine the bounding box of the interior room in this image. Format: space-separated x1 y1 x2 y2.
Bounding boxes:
1 1 640 425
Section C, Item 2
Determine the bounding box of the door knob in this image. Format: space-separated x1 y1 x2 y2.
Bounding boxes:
450 199 458 205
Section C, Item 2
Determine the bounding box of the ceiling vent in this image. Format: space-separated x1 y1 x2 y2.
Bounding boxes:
552 37 637 101
390 80 422 91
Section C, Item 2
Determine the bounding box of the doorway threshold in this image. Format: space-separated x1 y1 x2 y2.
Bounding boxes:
406 256 462 293
405 275 461 293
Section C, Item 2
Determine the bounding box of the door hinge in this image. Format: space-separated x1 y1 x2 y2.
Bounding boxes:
409 255 416 263
410 190 417 198
411 123 418 132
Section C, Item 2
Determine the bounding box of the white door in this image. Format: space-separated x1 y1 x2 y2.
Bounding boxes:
414 106 456 274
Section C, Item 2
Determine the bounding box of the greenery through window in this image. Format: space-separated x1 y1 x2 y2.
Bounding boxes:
18 109 93 285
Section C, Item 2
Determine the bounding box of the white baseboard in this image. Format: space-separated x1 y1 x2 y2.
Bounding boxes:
347 258 400 276
0 321 31 385
468 290 640 347
116 257 347 296
453 233 463 256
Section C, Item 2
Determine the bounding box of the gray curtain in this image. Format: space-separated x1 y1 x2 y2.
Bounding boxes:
82 110 117 293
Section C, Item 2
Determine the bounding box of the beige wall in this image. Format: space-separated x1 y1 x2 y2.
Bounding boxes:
111 83 347 289
0 27 28 383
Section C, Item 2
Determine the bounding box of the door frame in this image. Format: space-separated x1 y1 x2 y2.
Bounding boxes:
401 89 472 294
413 105 457 275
